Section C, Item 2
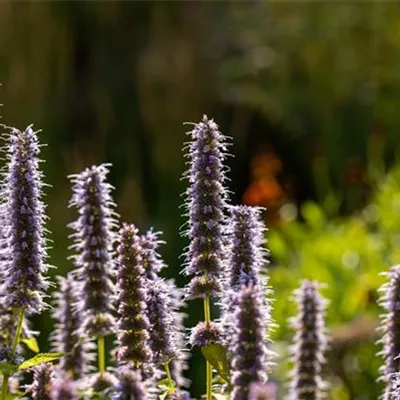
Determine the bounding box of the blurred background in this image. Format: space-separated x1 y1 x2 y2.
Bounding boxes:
1 1 400 399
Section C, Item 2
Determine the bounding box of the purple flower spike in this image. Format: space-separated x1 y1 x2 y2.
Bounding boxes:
147 279 181 366
227 206 268 289
28 363 54 400
112 367 147 400
52 275 94 379
50 375 78 400
231 285 271 400
289 280 328 400
1 126 49 314
182 115 229 298
140 229 166 281
69 164 116 337
379 265 400 399
116 223 152 367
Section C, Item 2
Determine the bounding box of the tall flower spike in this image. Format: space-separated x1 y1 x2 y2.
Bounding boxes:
379 265 400 399
141 230 188 374
182 115 229 299
231 285 271 400
289 280 328 400
112 367 147 400
28 363 54 400
227 206 268 289
69 164 116 337
1 126 49 314
116 223 152 366
221 205 269 344
52 275 94 379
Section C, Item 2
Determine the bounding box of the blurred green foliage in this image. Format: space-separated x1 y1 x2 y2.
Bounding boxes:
269 164 400 399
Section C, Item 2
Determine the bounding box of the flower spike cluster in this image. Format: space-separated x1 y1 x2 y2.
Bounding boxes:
69 164 116 337
52 275 93 380
379 265 400 399
1 126 49 314
182 115 229 299
116 223 152 366
289 280 328 400
231 284 271 400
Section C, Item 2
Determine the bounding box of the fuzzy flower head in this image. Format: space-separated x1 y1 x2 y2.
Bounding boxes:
147 278 182 365
140 229 166 281
379 265 400 399
231 285 271 400
249 382 276 400
182 115 229 298
69 164 116 337
289 280 328 400
227 206 268 289
52 275 94 379
116 223 152 366
1 125 49 314
112 367 147 400
28 363 54 400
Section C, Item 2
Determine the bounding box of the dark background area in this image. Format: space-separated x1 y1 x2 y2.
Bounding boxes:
1 2 400 398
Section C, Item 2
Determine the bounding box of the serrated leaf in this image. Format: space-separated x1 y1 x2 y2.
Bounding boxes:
18 352 64 370
0 362 18 375
201 344 231 383
20 337 39 353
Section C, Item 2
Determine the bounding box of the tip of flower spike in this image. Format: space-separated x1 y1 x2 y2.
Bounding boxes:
190 321 222 347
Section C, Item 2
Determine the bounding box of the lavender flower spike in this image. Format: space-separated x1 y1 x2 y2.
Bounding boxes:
227 205 268 289
116 223 152 366
231 285 271 400
69 164 116 337
112 367 147 400
1 126 49 314
52 275 94 379
182 115 229 299
289 280 328 400
28 363 54 400
378 265 400 399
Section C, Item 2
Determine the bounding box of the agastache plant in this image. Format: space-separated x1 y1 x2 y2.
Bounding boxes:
222 205 269 344
182 115 229 400
289 280 328 400
231 284 271 400
52 275 93 380
378 264 400 399
141 229 188 393
69 164 116 377
50 375 78 400
0 125 50 397
116 223 152 368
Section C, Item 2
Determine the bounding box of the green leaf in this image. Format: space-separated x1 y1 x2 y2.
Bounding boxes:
20 337 39 353
213 394 230 400
18 352 64 370
201 344 231 383
0 362 18 375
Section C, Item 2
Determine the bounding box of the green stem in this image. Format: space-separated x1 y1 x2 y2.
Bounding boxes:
2 307 25 400
1 374 8 400
164 362 175 394
98 336 105 376
204 295 212 400
11 307 25 357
